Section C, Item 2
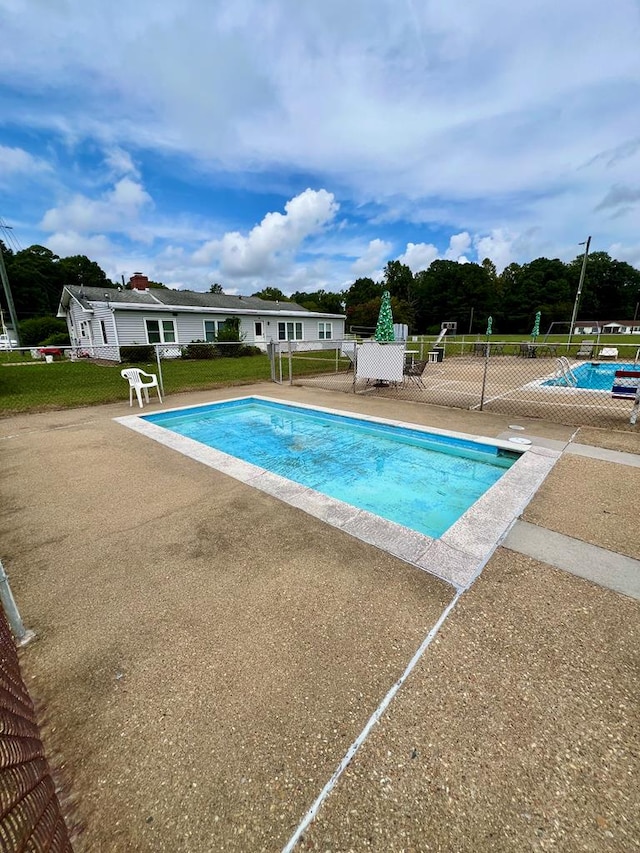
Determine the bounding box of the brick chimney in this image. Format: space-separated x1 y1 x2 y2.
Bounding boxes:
128 272 149 290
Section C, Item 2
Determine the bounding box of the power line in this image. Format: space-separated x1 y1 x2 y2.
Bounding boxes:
0 218 23 253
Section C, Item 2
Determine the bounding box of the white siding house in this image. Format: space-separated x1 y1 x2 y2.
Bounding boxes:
572 320 640 336
57 282 345 360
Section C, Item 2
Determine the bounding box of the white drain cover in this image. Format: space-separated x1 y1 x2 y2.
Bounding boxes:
508 436 532 445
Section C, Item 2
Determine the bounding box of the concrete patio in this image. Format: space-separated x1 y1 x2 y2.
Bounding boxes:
0 383 637 852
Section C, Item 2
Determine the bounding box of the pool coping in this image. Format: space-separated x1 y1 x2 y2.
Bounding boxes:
115 395 561 590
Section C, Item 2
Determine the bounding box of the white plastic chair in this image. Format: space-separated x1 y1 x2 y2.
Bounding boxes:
121 368 162 408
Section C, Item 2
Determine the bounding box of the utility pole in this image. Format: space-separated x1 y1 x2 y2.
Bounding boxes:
567 236 591 349
0 239 20 346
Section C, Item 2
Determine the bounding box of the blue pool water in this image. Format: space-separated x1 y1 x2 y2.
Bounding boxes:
143 398 519 538
543 362 637 390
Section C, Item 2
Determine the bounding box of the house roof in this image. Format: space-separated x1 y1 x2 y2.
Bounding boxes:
58 286 345 319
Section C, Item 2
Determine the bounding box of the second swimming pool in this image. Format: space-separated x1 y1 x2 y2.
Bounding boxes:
142 397 520 538
543 361 637 390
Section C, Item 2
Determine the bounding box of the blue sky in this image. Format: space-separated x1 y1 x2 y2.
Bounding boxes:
1 0 639 295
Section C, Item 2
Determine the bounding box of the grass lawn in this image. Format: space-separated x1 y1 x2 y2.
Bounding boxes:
0 351 345 415
0 356 273 414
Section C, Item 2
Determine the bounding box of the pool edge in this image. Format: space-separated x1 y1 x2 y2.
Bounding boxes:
115 400 560 590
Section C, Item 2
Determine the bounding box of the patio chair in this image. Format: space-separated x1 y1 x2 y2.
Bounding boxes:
340 343 357 372
121 368 162 408
403 359 428 388
576 340 594 359
598 347 618 360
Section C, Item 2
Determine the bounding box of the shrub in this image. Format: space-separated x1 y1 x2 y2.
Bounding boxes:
120 345 154 363
239 345 263 357
182 341 218 360
41 331 71 346
216 318 244 357
19 316 69 346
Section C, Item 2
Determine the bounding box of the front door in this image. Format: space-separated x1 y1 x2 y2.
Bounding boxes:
254 320 265 345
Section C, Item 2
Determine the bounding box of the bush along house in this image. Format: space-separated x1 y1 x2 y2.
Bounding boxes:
57 274 346 360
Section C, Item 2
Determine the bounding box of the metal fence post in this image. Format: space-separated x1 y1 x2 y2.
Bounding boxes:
288 340 293 385
155 345 164 396
352 340 358 392
267 341 277 382
0 559 36 646
478 342 490 411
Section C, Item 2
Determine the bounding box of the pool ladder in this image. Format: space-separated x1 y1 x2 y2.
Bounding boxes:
555 356 577 387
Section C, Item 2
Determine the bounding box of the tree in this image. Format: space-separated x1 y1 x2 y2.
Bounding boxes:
289 289 344 314
343 277 383 311
209 282 224 294
58 255 112 289
383 260 414 302
568 251 640 319
498 258 571 333
2 245 64 318
412 261 495 334
251 287 290 302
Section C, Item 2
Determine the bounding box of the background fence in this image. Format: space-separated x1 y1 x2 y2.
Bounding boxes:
278 338 640 429
0 342 273 414
2 338 639 429
0 606 73 851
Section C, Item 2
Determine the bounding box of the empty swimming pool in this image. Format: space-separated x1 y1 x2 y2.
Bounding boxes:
141 397 519 538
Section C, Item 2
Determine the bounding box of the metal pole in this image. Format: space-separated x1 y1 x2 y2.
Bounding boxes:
479 344 490 411
567 236 591 350
0 559 36 646
155 345 164 396
0 243 21 346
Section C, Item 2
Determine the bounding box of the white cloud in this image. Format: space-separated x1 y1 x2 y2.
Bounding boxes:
46 231 114 260
104 147 140 179
40 177 153 235
473 229 517 271
398 242 439 272
3 0 640 282
351 238 392 278
608 241 640 268
0 145 49 181
445 232 472 261
193 188 338 276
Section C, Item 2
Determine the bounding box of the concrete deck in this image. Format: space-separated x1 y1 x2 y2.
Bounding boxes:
0 383 638 851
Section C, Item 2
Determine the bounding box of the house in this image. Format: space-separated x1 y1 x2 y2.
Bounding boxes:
57 274 345 360
572 319 640 336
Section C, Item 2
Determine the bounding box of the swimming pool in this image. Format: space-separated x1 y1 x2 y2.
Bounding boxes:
543 361 637 390
142 397 518 538
117 395 558 588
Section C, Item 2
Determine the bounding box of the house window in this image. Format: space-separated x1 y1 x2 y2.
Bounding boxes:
79 321 91 340
318 322 332 340
100 320 108 344
145 318 176 344
254 321 263 337
278 321 303 341
204 319 232 341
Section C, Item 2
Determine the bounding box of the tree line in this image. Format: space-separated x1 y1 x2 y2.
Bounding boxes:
252 254 640 335
2 242 639 340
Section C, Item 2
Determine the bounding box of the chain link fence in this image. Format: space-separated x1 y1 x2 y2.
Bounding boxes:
0 606 74 851
278 338 640 429
0 342 273 414
3 338 639 428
